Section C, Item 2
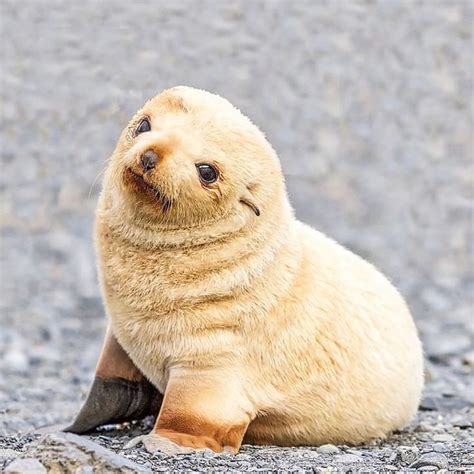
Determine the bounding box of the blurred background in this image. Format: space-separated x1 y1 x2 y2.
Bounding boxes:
1 0 472 434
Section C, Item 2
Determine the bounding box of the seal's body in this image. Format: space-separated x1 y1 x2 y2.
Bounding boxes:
68 87 423 454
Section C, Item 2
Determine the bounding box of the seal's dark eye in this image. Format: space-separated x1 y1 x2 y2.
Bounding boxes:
135 118 151 135
196 164 218 184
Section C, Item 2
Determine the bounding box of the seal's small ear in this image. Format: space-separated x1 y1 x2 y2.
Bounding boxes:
240 187 260 216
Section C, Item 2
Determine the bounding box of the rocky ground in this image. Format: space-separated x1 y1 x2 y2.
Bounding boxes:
0 314 472 472
1 0 473 472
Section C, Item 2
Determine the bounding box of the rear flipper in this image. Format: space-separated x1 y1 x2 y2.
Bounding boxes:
65 326 162 434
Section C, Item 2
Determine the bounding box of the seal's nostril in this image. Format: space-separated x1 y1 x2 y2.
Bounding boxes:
140 150 158 172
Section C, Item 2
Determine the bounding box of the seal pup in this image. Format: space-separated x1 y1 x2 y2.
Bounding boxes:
67 86 424 455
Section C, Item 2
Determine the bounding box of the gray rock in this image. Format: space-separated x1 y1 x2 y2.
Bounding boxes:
317 444 340 455
432 434 454 443
431 443 448 453
415 422 436 432
3 348 29 373
462 351 474 366
235 453 252 461
410 452 449 470
5 458 47 474
419 397 440 411
75 467 95 474
397 446 420 464
461 453 474 465
27 432 150 473
0 449 19 460
201 449 215 458
335 453 363 463
452 417 473 429
388 452 398 463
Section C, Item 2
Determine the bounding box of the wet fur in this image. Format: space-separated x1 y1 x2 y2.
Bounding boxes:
95 86 424 452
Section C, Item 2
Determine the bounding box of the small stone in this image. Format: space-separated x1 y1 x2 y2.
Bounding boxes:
462 351 474 366
419 397 439 411
397 446 419 464
384 465 398 471
432 433 454 442
424 362 437 382
415 422 435 432
75 467 94 474
415 421 435 433
346 449 362 455
410 452 449 470
452 417 473 429
317 444 340 455
388 452 398 462
379 448 392 458
418 466 439 471
461 453 474 464
5 458 47 474
335 453 363 463
0 449 19 459
432 443 448 453
29 433 149 472
236 453 252 461
4 348 29 372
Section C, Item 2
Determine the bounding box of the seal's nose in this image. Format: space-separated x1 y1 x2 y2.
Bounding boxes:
140 150 158 172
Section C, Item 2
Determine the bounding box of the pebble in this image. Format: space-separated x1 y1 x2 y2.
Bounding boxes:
432 433 454 443
316 444 340 455
462 351 474 366
419 397 439 411
415 422 435 432
4 348 29 373
410 452 449 470
418 466 439 471
0 449 19 459
397 446 419 464
424 331 471 361
5 458 47 474
335 453 363 463
236 453 252 461
30 433 150 472
75 467 94 474
452 416 473 429
461 453 474 465
432 443 448 453
388 452 398 462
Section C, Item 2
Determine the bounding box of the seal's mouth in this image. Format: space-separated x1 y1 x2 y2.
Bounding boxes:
124 167 172 211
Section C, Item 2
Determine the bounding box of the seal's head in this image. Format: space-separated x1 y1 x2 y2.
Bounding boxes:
103 87 286 228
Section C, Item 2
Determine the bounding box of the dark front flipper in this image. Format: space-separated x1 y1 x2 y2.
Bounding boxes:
65 376 162 434
65 326 162 434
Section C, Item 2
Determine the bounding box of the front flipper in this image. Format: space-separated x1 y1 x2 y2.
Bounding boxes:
65 326 162 434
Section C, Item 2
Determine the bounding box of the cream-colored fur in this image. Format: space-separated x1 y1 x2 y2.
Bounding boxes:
96 86 423 451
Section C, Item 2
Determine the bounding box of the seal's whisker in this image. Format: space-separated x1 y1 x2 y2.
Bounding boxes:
88 165 107 198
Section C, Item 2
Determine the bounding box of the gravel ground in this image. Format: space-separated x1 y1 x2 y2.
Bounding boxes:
1 0 473 471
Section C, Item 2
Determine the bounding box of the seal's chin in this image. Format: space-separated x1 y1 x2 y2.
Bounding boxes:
123 167 172 211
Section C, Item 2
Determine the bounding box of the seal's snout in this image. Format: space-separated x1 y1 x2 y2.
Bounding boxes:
140 149 159 172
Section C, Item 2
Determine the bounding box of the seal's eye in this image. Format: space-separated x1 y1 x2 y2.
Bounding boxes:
196 164 218 184
135 118 151 135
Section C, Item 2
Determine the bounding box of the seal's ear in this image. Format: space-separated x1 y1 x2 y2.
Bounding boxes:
65 326 162 434
240 187 260 216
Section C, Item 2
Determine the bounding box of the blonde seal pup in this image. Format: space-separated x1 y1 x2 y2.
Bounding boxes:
66 86 424 455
